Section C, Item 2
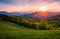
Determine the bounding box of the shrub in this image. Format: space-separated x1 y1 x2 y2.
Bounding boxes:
36 19 55 30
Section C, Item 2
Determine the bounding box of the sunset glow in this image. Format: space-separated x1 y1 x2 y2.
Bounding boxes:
39 7 48 12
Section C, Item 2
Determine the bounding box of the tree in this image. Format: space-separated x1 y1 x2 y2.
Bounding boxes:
36 19 55 30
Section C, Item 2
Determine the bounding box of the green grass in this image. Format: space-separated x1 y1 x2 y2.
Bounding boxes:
0 21 60 39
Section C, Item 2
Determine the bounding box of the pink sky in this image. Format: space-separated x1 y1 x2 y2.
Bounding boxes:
0 0 60 12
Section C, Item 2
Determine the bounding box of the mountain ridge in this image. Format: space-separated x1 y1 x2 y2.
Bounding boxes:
0 11 60 20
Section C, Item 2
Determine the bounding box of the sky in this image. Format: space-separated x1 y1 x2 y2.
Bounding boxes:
0 0 60 12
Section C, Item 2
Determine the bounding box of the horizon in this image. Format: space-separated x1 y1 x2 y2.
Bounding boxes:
1 10 60 12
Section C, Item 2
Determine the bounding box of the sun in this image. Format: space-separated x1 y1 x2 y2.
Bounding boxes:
39 7 48 12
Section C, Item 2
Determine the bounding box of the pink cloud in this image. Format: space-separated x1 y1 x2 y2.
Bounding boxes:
0 0 60 12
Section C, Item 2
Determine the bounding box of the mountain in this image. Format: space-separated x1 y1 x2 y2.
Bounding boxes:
0 11 25 16
20 12 41 20
0 11 60 20
0 11 8 15
48 15 60 21
20 12 60 20
47 12 60 17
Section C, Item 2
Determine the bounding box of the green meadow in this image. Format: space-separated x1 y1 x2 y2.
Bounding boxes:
0 21 60 39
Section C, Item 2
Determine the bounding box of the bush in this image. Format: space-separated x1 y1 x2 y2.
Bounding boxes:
36 19 55 30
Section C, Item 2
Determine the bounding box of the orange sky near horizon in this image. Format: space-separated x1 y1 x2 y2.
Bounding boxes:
0 6 60 12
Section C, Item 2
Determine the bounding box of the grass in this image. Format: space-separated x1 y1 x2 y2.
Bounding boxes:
0 21 60 39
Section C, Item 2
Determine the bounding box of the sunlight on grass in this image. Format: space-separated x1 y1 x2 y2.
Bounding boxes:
0 21 60 39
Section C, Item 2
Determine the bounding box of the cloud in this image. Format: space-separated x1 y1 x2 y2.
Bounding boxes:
0 0 60 12
0 0 60 5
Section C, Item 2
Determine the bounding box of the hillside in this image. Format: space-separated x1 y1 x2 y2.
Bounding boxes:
0 15 60 39
0 14 60 29
0 21 60 39
0 21 30 30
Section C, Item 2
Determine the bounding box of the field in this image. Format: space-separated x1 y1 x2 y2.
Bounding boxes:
0 21 60 39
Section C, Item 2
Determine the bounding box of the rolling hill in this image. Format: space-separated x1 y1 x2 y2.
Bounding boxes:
0 14 60 39
0 20 60 39
0 11 60 19
0 11 25 16
20 12 60 20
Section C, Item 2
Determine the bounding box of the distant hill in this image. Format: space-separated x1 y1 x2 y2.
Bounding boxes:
48 15 60 21
0 11 60 20
20 12 40 20
20 12 60 20
0 11 25 16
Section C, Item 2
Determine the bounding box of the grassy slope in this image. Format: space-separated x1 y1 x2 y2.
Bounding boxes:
0 21 60 39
